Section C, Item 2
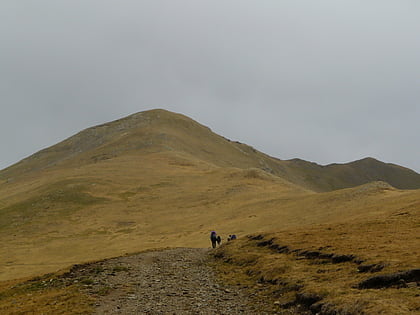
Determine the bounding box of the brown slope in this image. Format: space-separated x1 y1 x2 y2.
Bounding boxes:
284 157 420 191
1 109 419 313
0 151 418 282
0 109 284 180
0 150 308 281
327 157 420 189
0 108 419 284
214 187 420 315
1 108 420 192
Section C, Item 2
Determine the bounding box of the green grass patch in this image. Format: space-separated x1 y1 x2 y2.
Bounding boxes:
0 181 107 230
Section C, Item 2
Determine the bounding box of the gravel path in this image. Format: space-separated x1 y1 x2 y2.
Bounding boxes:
67 248 279 314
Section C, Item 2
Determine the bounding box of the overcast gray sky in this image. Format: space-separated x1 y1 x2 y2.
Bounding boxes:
1 1 419 173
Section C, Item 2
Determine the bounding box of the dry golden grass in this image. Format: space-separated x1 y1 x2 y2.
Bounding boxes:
1 151 418 313
0 109 419 313
0 274 93 315
0 150 309 281
0 286 93 315
213 192 420 314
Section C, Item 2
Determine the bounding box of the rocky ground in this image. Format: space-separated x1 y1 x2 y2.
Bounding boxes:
63 248 291 314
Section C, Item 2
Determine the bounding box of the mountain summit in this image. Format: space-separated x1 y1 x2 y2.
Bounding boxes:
2 109 420 191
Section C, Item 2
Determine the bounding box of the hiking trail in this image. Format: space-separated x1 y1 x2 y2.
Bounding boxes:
65 248 284 314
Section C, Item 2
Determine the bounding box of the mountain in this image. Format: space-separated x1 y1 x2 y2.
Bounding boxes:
283 156 420 191
1 108 419 314
1 109 419 191
0 109 419 282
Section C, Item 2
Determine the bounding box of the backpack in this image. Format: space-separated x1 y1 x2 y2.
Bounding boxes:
210 231 217 240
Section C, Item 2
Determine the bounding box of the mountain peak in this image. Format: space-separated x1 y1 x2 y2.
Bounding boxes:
1 109 420 191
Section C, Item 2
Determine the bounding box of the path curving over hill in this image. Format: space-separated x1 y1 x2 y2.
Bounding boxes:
65 248 281 314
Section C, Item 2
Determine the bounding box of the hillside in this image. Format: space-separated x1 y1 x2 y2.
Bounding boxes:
0 109 419 313
1 109 420 192
214 196 420 314
285 157 420 191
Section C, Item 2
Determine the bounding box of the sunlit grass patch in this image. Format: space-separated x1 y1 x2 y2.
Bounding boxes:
212 218 420 315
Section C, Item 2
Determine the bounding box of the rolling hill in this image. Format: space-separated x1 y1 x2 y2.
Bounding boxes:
0 109 419 314
2 109 419 191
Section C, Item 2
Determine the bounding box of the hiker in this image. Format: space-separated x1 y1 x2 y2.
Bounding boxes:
216 235 221 246
228 234 237 241
210 231 218 248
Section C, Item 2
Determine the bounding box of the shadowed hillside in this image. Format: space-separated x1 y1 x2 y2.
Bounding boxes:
284 157 420 191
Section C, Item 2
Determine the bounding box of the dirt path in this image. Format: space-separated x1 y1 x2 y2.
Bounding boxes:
67 248 281 314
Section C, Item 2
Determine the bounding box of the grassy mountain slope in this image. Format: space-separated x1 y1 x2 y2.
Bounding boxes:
0 110 419 277
0 109 419 313
283 157 420 191
0 149 308 281
2 109 420 192
215 192 420 314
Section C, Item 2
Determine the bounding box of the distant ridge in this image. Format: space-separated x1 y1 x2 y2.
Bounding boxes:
1 109 420 191
283 157 420 191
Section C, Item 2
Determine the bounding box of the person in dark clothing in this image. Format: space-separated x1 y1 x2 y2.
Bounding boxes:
228 234 237 241
210 231 218 248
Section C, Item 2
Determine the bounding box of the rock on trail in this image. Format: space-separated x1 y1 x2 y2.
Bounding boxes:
69 248 279 314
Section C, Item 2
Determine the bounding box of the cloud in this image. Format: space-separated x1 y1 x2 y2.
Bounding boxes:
1 1 419 172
